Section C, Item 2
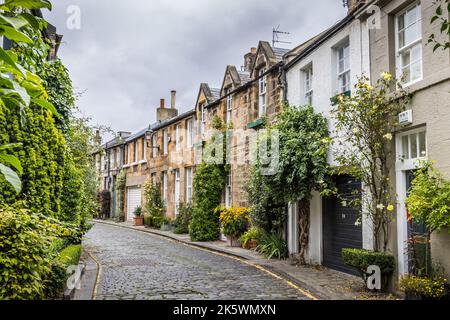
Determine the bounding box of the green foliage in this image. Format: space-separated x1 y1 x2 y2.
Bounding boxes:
0 205 70 300
399 275 448 299
246 165 286 234
273 104 331 202
0 0 58 191
406 161 450 233
333 74 411 252
256 230 288 260
44 244 81 299
218 206 250 238
172 202 193 234
190 163 225 241
143 178 165 227
342 248 395 278
428 0 450 51
133 206 142 217
240 227 262 248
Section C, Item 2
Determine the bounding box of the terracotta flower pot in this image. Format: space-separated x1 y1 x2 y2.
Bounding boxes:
134 216 144 226
243 239 257 249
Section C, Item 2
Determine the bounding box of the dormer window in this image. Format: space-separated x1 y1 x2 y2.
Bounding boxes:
258 68 267 117
200 103 206 135
225 88 232 124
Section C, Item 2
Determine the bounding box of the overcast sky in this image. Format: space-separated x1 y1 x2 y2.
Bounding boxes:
45 0 346 137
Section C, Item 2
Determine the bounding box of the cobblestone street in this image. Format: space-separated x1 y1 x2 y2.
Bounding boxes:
82 223 310 300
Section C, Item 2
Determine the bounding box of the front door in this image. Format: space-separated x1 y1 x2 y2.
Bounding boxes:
322 175 363 275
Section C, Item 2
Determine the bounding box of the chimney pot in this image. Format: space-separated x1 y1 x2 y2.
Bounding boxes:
251 47 257 54
160 98 165 109
171 90 176 109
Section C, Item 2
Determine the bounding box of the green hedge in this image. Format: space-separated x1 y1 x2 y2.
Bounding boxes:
342 248 395 276
45 244 82 299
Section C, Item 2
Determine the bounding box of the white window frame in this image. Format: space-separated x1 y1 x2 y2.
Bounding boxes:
200 104 206 136
225 171 232 208
142 138 146 161
152 134 158 158
336 42 350 93
258 68 267 117
174 169 180 215
303 64 313 105
187 118 194 148
162 171 168 207
134 140 138 163
163 129 168 155
395 2 422 86
225 88 232 124
396 127 427 169
185 167 193 203
175 124 181 152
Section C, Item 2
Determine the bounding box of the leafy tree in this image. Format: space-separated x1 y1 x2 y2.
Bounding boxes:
190 163 225 241
429 0 450 51
332 73 411 252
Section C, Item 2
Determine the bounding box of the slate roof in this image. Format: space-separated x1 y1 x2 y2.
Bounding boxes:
237 71 251 84
125 127 148 143
210 88 221 101
272 47 290 60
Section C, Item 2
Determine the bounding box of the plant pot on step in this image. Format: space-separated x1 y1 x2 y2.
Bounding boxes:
134 216 144 226
243 239 257 249
227 236 241 247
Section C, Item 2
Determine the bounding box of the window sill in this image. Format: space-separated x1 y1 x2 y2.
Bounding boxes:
330 90 351 106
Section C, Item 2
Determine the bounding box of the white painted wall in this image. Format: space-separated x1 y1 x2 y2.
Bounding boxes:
286 18 371 263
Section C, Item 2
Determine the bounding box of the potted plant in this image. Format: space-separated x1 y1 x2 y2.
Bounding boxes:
133 206 144 226
240 227 261 249
160 217 172 231
218 207 250 247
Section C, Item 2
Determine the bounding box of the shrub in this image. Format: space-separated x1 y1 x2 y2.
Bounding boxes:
45 244 82 299
256 230 288 259
0 206 66 300
218 207 250 238
190 163 225 241
240 227 262 248
172 203 193 234
134 206 142 217
342 248 395 279
399 275 448 299
143 179 165 227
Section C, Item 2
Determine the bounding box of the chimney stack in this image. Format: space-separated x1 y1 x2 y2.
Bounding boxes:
171 90 176 109
244 47 257 72
156 92 178 122
346 0 363 14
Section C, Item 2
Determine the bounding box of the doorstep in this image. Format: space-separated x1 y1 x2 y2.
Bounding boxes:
92 219 396 300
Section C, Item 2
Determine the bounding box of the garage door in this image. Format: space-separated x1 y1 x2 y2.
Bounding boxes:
322 175 362 275
127 187 142 222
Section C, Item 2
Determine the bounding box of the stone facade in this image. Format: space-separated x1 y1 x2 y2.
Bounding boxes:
195 41 286 208
367 0 450 278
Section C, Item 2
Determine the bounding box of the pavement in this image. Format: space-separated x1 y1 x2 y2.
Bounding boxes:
75 220 397 300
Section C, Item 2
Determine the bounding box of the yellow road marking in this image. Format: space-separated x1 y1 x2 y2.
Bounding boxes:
85 249 101 300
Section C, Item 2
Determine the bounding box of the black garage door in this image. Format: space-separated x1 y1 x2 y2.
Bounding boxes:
322 175 362 275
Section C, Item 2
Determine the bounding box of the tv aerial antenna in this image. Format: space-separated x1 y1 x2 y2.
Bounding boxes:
272 25 291 47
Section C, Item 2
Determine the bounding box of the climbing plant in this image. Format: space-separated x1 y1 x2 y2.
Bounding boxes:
429 0 450 51
332 73 411 252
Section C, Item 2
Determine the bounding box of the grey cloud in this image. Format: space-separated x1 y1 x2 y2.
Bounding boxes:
45 0 345 136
